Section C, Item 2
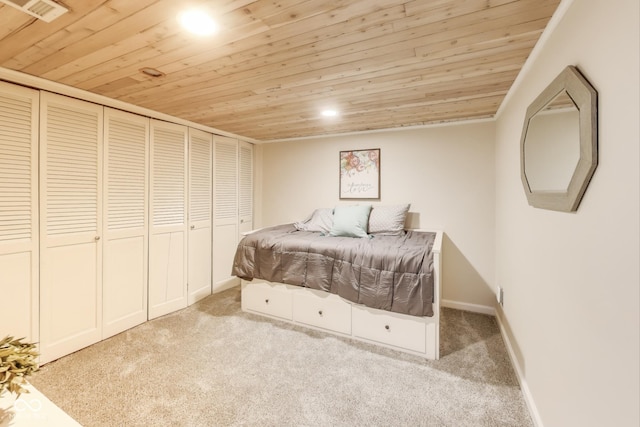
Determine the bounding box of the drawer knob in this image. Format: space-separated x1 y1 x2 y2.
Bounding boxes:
318 310 323 317
385 324 390 331
265 299 269 304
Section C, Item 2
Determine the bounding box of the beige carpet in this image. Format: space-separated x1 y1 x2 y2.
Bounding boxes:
30 286 532 426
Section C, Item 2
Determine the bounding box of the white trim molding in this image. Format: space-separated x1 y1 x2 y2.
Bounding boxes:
495 312 544 427
441 299 496 316
495 0 576 119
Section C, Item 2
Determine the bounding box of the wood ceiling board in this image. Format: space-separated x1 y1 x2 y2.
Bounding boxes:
0 0 561 141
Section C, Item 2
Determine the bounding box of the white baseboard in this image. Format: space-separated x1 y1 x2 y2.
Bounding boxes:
495 313 544 427
441 299 496 316
212 277 240 294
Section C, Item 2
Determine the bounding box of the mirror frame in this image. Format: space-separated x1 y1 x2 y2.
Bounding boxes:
520 65 598 212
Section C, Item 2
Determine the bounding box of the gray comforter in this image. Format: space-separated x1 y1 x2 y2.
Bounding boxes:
232 224 436 317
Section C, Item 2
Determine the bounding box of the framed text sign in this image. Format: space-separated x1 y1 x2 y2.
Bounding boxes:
339 149 380 199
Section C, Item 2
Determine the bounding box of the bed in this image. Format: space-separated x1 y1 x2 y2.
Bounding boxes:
232 205 443 359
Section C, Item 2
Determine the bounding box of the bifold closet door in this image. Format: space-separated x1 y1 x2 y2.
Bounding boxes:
0 82 39 343
188 128 212 304
40 92 103 364
212 136 238 292
103 109 149 338
239 141 254 237
148 120 188 319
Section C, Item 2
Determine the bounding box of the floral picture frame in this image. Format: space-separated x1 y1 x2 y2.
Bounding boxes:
339 149 380 199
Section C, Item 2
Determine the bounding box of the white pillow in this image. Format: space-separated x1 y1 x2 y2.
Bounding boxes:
294 208 334 233
368 204 410 235
329 205 372 238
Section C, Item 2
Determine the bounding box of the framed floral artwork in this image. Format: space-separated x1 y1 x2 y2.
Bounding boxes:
339 149 380 199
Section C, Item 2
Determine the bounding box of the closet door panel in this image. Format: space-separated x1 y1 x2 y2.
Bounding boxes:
212 224 238 287
0 82 39 342
239 141 254 237
103 109 149 338
47 243 98 342
149 232 185 306
104 236 145 329
188 227 211 302
148 120 188 319
0 252 35 339
40 92 103 364
188 129 212 304
212 136 238 292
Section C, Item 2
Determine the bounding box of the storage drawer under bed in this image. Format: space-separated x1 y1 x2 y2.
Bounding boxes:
352 305 427 354
292 288 352 335
241 280 294 320
241 279 437 359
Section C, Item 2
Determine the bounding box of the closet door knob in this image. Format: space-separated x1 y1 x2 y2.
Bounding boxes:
384 325 390 331
190 225 195 230
95 236 101 241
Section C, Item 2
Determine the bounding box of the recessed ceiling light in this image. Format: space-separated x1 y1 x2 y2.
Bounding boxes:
178 9 218 36
140 67 165 77
321 109 339 117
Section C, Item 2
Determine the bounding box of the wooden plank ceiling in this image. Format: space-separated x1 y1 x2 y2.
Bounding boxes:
0 0 560 141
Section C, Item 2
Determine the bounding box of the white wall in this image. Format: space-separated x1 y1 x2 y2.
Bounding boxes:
259 121 497 308
494 0 639 426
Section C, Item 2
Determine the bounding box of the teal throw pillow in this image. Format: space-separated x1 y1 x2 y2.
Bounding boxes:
329 205 372 238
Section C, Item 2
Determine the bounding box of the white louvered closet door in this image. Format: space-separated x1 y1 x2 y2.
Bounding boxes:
0 82 39 343
40 92 103 364
212 136 238 292
239 141 254 237
148 120 188 319
188 129 212 304
103 109 149 338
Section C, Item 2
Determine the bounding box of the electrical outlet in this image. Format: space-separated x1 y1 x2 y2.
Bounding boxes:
496 286 504 306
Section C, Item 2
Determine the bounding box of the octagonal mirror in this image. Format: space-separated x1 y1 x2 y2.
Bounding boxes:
520 66 597 212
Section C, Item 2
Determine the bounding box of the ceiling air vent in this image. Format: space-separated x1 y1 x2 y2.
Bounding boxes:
0 0 68 23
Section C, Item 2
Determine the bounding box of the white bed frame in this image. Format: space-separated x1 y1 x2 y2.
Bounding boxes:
240 229 443 360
